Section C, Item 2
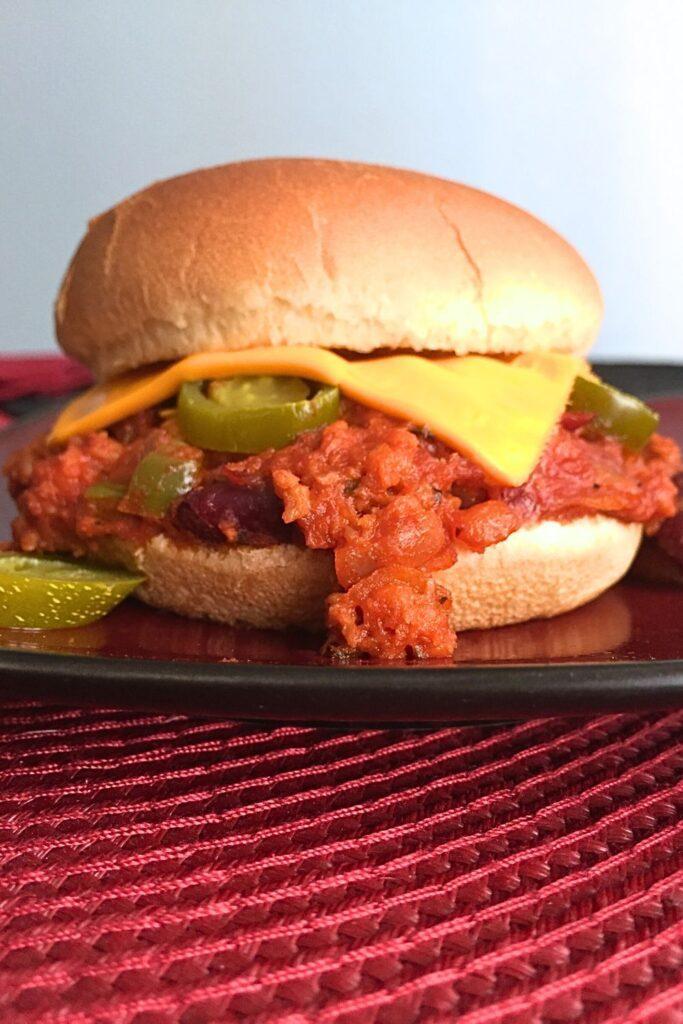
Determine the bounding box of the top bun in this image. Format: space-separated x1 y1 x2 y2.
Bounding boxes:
55 158 603 380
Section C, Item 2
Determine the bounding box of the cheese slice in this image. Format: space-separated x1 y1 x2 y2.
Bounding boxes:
49 347 583 486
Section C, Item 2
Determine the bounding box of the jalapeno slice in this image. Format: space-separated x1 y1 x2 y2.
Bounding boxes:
209 375 310 408
568 376 659 451
177 376 341 453
0 553 144 629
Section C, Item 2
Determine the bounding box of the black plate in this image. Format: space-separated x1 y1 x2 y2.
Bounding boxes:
0 363 681 723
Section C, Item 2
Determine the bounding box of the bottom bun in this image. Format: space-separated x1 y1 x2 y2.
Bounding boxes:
136 539 336 631
435 516 641 630
133 516 642 633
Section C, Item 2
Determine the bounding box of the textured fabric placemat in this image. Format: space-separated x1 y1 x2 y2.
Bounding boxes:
0 705 681 1023
0 354 91 423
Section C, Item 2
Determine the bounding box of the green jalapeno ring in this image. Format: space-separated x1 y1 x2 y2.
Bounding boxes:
0 553 144 629
209 375 310 408
177 376 341 453
568 376 659 452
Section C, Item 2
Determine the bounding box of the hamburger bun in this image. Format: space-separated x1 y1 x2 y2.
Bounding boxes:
132 516 641 635
55 159 603 380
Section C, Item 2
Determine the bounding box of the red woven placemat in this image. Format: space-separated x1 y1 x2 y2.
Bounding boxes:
0 706 681 1024
0 354 91 406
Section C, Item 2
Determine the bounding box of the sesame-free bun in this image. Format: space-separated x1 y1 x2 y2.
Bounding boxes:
56 159 603 380
136 538 336 631
132 516 640 636
434 516 641 631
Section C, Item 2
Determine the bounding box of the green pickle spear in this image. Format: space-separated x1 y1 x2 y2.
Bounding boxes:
568 376 659 451
0 553 144 629
177 375 340 453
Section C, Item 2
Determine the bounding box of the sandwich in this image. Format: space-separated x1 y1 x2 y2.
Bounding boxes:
5 159 681 658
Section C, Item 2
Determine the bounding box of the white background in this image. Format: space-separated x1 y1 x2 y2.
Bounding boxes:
2 0 682 361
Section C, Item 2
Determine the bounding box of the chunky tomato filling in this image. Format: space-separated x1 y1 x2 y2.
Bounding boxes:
223 406 679 656
6 403 680 659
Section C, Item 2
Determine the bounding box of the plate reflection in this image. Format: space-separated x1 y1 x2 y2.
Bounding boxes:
0 586 634 667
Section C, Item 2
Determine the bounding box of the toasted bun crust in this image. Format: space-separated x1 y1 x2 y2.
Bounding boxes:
56 159 603 380
132 516 640 635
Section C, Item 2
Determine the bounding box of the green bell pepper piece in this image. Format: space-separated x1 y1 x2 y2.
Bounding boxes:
123 451 200 518
85 481 127 501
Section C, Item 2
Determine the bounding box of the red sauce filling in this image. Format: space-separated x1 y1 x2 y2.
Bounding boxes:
6 404 680 659
6 428 177 560
223 406 679 656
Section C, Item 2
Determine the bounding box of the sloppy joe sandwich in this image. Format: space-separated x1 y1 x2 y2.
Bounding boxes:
5 159 680 656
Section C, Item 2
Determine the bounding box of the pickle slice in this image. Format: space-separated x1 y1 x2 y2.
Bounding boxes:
0 553 144 629
568 376 659 451
177 376 340 453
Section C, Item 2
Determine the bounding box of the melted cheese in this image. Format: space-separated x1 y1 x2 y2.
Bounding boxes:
49 347 583 486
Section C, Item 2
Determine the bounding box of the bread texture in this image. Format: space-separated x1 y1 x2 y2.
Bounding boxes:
131 516 641 635
136 537 337 631
55 159 603 380
434 516 641 630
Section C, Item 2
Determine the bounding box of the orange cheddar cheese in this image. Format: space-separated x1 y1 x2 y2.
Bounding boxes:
49 347 583 486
